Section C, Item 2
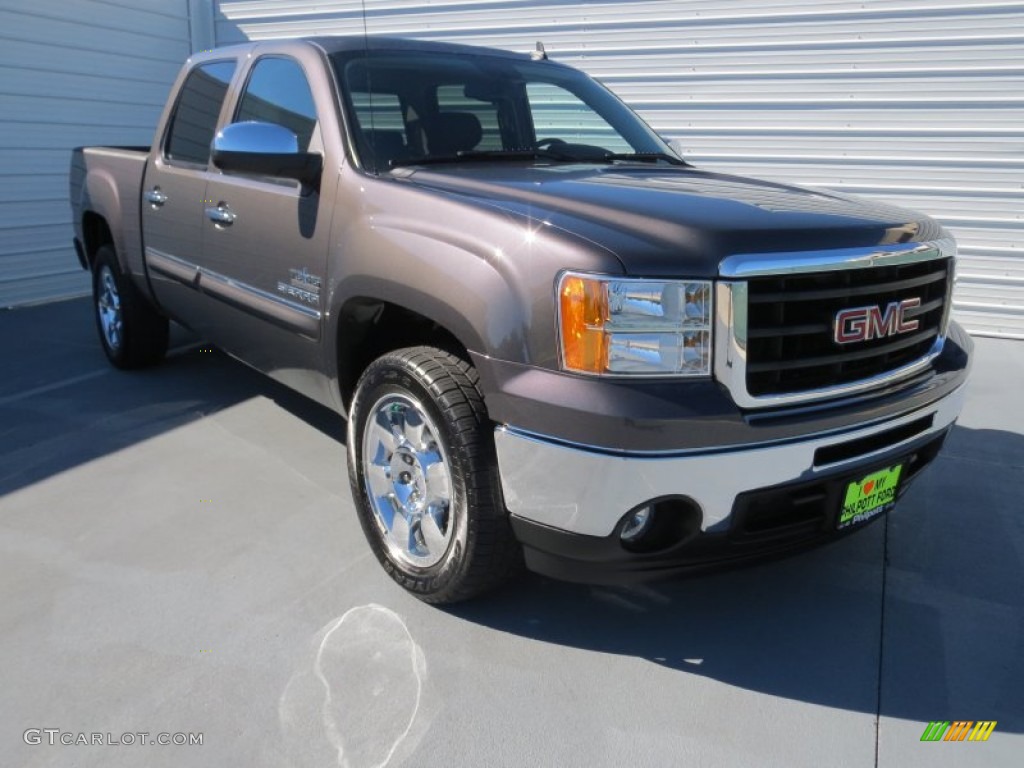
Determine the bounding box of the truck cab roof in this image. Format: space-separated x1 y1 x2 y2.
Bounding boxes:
187 35 539 66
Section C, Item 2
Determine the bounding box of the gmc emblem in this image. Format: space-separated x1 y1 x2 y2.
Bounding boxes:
834 298 921 344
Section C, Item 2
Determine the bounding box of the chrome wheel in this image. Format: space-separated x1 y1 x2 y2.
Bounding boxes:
97 265 122 351
361 394 454 568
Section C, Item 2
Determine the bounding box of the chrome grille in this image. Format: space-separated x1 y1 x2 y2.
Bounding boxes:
714 239 956 409
744 258 950 396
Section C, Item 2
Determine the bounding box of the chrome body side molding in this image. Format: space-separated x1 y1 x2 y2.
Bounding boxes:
145 247 321 338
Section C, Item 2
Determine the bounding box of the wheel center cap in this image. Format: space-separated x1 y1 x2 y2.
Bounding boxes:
390 449 426 506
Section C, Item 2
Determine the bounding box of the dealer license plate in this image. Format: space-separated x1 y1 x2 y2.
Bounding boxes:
838 464 903 530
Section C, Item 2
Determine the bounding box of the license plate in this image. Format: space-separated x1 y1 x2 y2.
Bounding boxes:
838 464 903 529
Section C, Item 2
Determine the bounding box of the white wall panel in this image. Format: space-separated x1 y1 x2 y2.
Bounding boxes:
0 0 195 308
213 0 1024 337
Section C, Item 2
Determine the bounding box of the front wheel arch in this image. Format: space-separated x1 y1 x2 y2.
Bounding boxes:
333 295 478 412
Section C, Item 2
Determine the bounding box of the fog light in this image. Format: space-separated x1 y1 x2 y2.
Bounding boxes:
620 506 653 542
619 497 703 553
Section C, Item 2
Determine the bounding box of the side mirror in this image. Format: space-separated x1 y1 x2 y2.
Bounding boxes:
667 138 687 159
211 121 321 186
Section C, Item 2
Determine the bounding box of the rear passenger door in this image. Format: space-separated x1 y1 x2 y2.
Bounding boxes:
197 54 336 388
143 60 236 321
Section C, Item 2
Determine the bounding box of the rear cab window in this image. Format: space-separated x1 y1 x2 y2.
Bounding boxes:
436 85 502 151
164 60 237 166
349 91 412 169
525 82 632 153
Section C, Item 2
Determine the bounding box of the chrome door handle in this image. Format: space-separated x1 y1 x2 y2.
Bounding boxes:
205 205 236 225
145 188 167 206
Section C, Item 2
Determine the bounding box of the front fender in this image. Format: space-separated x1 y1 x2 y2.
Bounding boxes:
325 230 527 412
324 171 626 410
327 214 561 367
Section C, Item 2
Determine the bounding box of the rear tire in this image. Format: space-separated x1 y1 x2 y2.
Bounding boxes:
347 346 521 603
92 244 168 369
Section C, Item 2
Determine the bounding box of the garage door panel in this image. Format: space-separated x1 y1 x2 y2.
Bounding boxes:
0 2 190 306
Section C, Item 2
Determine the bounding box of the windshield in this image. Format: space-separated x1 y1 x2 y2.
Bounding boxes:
330 48 676 172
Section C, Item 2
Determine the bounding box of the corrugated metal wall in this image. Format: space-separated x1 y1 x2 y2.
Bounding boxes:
215 0 1024 338
0 0 207 308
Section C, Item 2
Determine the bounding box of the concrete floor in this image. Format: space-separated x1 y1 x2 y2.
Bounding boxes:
1 297 1020 768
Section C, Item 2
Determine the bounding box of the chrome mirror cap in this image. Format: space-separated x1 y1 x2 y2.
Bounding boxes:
211 121 320 186
213 121 299 155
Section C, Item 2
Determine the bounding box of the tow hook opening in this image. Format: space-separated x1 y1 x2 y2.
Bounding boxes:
619 496 702 553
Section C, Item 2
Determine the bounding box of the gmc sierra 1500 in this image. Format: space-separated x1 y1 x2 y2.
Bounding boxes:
70 37 971 603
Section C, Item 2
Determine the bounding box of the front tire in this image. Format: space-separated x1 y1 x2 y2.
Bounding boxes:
347 346 520 603
92 244 168 369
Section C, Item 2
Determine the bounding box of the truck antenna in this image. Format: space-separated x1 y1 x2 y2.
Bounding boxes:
360 0 380 173
531 41 548 60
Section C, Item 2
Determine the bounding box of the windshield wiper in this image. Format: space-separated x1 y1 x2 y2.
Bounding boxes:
389 148 690 168
602 152 689 166
390 149 577 168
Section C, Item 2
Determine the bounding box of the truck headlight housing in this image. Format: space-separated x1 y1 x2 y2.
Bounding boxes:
557 273 713 376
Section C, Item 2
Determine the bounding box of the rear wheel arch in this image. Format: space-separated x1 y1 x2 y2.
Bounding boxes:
78 167 127 271
81 212 114 269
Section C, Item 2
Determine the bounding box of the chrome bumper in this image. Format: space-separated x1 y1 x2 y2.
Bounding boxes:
494 383 966 537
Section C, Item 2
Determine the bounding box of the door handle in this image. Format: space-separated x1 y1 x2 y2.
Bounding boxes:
145 188 167 206
205 204 236 226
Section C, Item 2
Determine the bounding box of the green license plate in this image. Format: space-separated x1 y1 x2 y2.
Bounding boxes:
838 464 903 529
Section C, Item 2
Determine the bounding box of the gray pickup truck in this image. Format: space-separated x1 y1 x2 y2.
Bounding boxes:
70 36 971 603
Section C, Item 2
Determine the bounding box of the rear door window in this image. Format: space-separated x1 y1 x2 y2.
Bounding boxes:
165 61 237 165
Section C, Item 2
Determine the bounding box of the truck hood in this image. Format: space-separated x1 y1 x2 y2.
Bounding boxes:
397 164 945 277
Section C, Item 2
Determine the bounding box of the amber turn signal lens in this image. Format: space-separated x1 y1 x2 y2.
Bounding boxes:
559 276 609 373
558 273 714 376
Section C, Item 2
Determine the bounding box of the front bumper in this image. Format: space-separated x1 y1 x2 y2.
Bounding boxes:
508 426 950 584
492 328 971 583
496 382 964 537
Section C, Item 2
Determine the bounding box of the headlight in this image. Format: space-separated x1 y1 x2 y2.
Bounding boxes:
557 273 713 376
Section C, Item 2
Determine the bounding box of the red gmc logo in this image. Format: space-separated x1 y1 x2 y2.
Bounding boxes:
834 298 921 344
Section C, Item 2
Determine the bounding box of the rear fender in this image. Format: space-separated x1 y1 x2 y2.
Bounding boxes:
78 167 130 273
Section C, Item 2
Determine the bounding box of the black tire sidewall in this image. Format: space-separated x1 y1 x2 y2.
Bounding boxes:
348 356 478 598
91 244 168 369
92 246 129 367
